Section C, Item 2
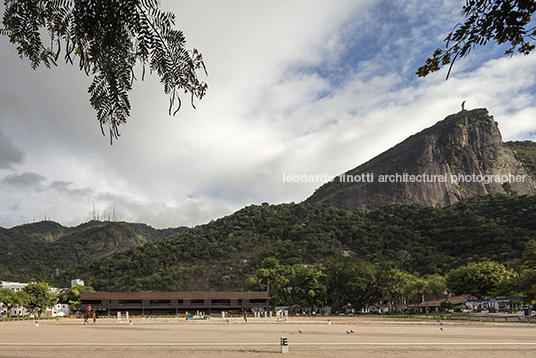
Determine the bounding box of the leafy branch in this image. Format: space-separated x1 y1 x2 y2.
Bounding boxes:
417 0 536 79
1 0 208 143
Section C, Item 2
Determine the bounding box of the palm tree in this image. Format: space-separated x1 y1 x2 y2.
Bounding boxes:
422 274 446 315
391 270 415 316
409 278 426 315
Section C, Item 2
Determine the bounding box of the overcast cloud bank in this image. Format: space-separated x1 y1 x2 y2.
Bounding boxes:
1 0 535 229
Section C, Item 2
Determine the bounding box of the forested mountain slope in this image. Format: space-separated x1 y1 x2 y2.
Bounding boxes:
62 193 536 292
0 221 186 282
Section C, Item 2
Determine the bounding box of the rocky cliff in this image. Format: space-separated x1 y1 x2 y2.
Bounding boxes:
306 108 536 209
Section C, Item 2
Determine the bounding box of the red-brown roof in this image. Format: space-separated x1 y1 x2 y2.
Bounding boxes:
80 291 269 300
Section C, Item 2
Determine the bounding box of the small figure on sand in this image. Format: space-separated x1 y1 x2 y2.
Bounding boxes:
436 319 443 330
83 306 96 325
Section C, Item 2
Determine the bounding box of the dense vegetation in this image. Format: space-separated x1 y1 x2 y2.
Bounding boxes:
0 221 186 283
504 140 536 181
47 193 536 293
2 193 536 311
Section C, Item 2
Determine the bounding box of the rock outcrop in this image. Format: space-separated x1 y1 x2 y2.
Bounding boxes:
306 108 536 209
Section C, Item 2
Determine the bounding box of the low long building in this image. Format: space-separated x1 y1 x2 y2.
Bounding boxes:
80 291 270 315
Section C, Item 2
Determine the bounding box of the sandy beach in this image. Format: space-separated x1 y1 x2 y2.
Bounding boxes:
1 316 535 357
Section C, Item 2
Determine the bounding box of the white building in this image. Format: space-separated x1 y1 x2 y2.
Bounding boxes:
1 281 71 317
8 305 26 317
1 281 27 317
1 281 28 292
71 279 84 287
49 304 71 317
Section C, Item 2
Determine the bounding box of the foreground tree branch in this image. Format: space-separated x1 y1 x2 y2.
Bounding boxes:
417 0 536 79
1 0 208 143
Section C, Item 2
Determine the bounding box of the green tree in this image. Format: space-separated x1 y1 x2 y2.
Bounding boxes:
417 0 536 78
521 239 536 268
440 300 453 312
380 269 396 314
388 270 417 315
249 259 327 312
1 0 207 143
58 284 95 310
321 256 357 312
408 277 426 314
21 282 57 316
322 257 384 313
513 240 536 302
421 274 446 314
247 257 289 309
502 182 518 195
446 261 517 298
289 264 327 312
397 249 410 271
0 288 20 317
516 269 536 302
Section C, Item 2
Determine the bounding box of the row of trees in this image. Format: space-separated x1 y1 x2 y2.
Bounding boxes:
247 256 446 314
0 282 56 317
2 248 534 317
0 283 93 318
445 241 536 303
248 251 536 313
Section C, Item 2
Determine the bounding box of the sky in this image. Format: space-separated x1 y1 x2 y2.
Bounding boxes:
1 0 536 229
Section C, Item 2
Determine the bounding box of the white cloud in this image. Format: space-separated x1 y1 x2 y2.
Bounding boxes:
0 127 24 168
0 0 535 229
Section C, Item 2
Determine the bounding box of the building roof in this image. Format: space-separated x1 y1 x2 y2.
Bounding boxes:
81 291 269 300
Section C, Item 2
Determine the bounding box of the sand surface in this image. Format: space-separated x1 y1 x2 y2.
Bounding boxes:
1 316 535 357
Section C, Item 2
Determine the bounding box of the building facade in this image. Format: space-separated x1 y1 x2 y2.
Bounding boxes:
1 281 28 292
71 279 84 287
1 281 71 317
80 291 270 315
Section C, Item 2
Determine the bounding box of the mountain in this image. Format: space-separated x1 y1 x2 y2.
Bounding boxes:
63 194 536 292
0 220 187 282
306 108 536 210
4 108 536 292
504 140 536 181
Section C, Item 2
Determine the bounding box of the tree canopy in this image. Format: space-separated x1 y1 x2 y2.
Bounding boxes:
248 257 385 313
321 256 384 313
1 0 207 143
514 240 536 302
58 284 95 309
445 261 517 298
417 0 536 78
21 282 57 315
0 288 20 316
